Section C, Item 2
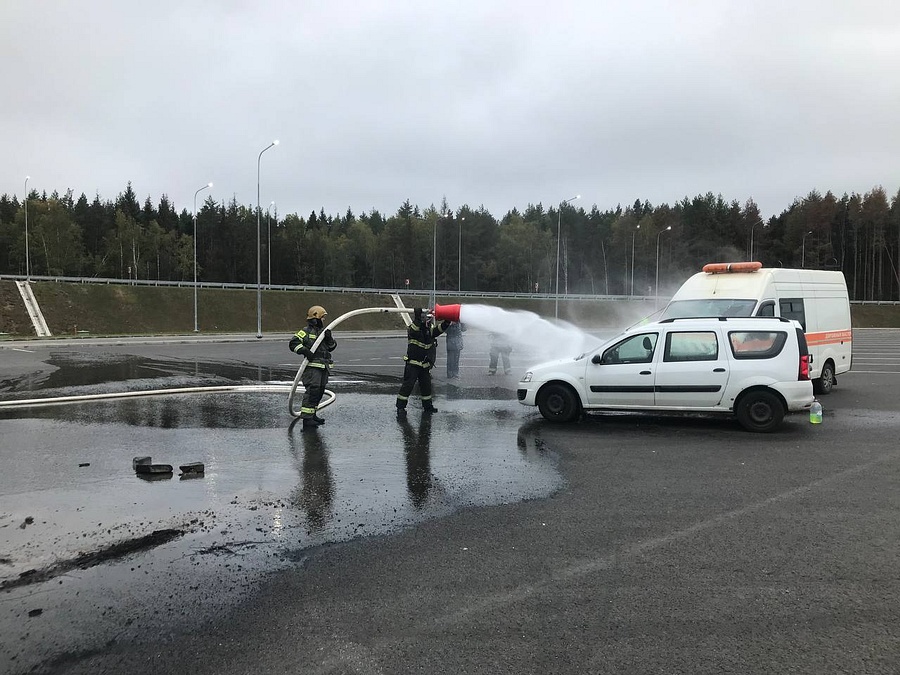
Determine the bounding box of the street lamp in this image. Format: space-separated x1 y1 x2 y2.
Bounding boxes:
655 225 672 310
630 224 640 296
193 181 213 332
256 139 278 338
555 195 580 319
24 176 30 280
801 230 813 268
749 219 766 261
432 211 449 309
267 200 275 286
457 215 466 291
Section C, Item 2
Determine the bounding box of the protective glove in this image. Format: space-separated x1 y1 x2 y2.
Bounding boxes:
324 329 333 342
414 308 423 323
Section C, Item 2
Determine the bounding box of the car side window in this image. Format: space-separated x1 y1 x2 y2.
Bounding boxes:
728 331 788 359
601 333 658 364
664 331 719 362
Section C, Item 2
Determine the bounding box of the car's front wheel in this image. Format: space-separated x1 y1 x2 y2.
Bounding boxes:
537 383 581 423
735 389 785 433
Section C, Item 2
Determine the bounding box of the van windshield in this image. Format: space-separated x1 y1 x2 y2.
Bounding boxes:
662 298 757 319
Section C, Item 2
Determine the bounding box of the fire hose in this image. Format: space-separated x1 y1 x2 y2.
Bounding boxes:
288 303 461 417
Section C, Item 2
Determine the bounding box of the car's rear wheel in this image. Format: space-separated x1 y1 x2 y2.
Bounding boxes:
813 360 835 395
735 389 785 433
537 383 580 423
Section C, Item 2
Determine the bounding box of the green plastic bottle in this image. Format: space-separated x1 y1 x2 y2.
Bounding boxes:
809 400 823 424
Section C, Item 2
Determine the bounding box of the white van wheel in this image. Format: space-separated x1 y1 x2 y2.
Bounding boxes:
814 361 835 395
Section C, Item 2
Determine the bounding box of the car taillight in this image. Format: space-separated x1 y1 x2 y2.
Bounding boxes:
798 354 810 380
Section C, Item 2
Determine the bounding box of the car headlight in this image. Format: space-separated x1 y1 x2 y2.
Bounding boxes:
521 372 533 382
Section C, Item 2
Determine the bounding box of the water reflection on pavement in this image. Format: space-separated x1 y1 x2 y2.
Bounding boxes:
0 384 561 672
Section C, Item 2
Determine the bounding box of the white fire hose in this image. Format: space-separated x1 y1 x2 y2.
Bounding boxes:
288 306 416 418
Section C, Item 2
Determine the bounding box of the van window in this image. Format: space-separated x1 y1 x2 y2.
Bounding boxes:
728 331 788 359
662 299 756 319
779 298 806 331
664 331 718 362
601 333 658 364
756 301 775 317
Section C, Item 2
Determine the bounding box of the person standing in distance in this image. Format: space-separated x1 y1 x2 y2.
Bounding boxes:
290 305 338 430
396 308 451 414
445 321 465 379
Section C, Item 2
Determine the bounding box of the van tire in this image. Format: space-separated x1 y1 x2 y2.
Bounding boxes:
735 389 785 433
813 360 835 395
537 383 580 423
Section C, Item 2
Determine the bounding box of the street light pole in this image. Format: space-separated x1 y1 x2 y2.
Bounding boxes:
256 140 278 338
555 195 580 319
631 224 640 296
801 230 813 268
458 215 465 291
750 219 766 261
655 225 672 310
193 182 213 332
432 211 447 309
24 176 30 280
267 200 275 286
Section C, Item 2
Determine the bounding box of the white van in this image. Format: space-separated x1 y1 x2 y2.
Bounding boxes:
660 262 851 395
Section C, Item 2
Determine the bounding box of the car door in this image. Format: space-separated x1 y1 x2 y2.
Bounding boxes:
653 327 730 409
584 332 658 408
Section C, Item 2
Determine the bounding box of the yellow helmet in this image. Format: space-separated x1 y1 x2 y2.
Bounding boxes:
307 305 327 320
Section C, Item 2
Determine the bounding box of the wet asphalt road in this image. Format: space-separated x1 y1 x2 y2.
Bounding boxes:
2 328 900 674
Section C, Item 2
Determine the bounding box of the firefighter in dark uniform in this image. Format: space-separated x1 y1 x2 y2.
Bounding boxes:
396 307 452 414
290 305 338 430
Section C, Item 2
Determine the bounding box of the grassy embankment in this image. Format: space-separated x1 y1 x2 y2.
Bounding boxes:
0 280 898 338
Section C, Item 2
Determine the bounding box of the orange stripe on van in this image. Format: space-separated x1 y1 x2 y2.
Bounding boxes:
805 330 853 346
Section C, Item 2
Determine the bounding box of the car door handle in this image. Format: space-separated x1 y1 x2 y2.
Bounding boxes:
713 368 726 372
640 371 652 375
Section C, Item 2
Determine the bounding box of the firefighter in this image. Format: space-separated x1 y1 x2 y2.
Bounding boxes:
396 307 452 414
290 305 337 430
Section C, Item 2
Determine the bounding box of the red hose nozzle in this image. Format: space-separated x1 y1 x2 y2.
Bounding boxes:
433 303 461 322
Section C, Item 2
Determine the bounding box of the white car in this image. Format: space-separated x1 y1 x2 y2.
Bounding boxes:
517 317 815 432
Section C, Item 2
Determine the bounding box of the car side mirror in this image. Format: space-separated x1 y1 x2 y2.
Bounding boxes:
591 354 602 364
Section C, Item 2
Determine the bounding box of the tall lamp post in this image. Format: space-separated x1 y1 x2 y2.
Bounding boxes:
193 181 213 332
432 211 449 309
655 225 672 310
630 224 640 296
267 200 275 286
555 195 580 319
23 176 30 280
801 230 813 268
457 215 465 291
749 219 766 261
256 139 279 338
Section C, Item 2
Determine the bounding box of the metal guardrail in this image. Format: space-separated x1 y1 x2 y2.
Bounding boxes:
1 274 896 305
0 274 655 303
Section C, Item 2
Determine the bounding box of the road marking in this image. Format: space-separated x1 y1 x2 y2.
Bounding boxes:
430 448 900 628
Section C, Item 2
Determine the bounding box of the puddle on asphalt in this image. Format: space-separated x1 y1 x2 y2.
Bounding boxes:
0 387 560 670
0 353 290 395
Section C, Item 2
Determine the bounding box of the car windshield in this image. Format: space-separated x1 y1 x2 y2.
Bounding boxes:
662 298 757 319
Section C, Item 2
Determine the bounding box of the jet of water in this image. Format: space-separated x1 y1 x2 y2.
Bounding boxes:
457 304 603 357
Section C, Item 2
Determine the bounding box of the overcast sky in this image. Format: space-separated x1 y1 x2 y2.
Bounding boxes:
3 1 899 221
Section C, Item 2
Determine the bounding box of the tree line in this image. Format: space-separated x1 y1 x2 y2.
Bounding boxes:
1 182 899 301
